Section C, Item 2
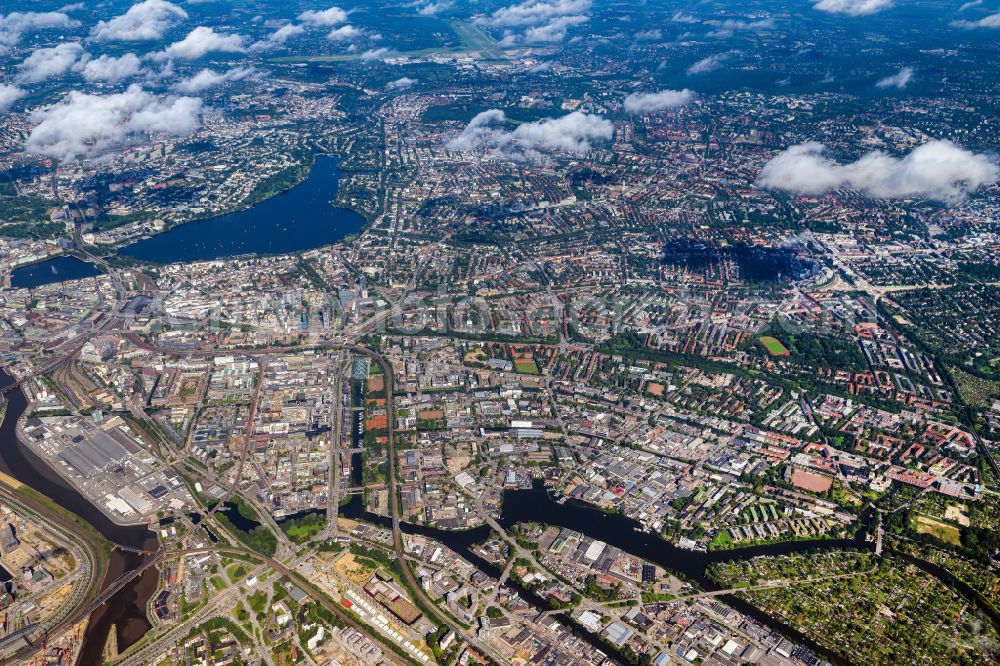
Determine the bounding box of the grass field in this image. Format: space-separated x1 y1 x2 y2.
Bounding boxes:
514 360 540 374
759 336 790 356
912 514 961 545
709 530 733 550
282 520 324 544
450 21 504 59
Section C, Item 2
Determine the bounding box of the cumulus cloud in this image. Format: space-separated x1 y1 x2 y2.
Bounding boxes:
173 66 255 93
486 0 590 26
0 11 80 52
81 53 144 83
386 77 417 90
417 1 454 15
671 11 700 24
250 23 305 52
90 0 187 42
687 52 731 75
812 0 893 16
876 66 913 89
15 42 88 84
298 7 349 26
0 85 27 113
483 0 591 44
707 18 774 38
635 29 662 40
328 25 364 41
154 26 246 60
952 11 1000 28
360 47 390 61
25 85 203 162
269 23 306 44
756 140 999 203
519 14 588 42
623 89 695 114
445 109 612 160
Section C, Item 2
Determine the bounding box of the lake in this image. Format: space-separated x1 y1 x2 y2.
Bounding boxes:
119 155 365 264
9 255 101 290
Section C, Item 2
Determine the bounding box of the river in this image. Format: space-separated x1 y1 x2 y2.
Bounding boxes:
337 478 867 665
497 481 873 664
0 371 158 663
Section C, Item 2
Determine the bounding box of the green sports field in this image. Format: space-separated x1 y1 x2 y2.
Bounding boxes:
759 336 790 356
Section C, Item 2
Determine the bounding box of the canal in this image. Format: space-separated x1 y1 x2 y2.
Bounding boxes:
497 481 871 664
336 480 858 664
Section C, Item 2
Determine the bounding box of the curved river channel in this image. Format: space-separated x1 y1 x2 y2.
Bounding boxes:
0 371 158 663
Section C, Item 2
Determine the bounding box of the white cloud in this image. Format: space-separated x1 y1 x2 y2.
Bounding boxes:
81 53 144 82
173 66 255 93
269 23 306 44
0 11 80 52
687 52 731 75
419 1 454 15
707 18 774 38
0 85 27 113
756 140 999 203
90 0 187 42
959 0 983 10
386 77 417 90
952 11 1000 28
16 42 88 84
250 23 305 52
485 0 590 27
623 89 695 114
876 66 913 89
328 25 364 41
298 7 349 26
520 14 588 42
483 0 591 44
154 26 246 60
812 0 893 17
360 47 390 61
25 84 202 161
671 11 700 24
635 29 662 40
445 109 612 160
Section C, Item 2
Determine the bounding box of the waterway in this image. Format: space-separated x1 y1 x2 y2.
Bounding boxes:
497 481 866 665
9 256 101 290
498 483 871 580
0 371 157 663
119 155 365 264
338 477 868 665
